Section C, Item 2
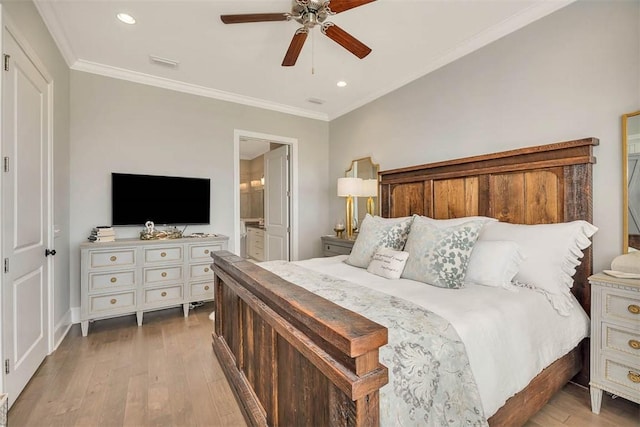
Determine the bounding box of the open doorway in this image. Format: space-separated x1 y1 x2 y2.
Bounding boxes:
234 130 298 261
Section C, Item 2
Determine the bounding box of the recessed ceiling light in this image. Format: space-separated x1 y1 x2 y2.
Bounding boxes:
337 81 347 88
117 13 136 25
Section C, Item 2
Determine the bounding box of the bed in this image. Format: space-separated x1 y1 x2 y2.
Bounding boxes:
211 137 598 426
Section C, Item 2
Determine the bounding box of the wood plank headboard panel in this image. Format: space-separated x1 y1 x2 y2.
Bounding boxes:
379 137 599 313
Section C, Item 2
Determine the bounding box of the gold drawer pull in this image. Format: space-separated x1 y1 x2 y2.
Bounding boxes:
629 339 640 350
110 298 117 305
110 277 117 283
204 285 210 291
161 291 167 297
204 267 210 273
110 256 117 262
160 252 167 257
204 249 210 254
628 304 640 315
628 371 640 383
161 272 167 278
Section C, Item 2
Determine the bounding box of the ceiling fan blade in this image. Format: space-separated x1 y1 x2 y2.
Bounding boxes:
282 29 308 66
326 0 376 14
321 23 371 59
220 13 289 24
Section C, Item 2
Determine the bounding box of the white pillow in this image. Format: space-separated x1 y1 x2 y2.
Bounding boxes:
464 241 525 290
367 248 409 279
478 220 598 314
345 214 413 268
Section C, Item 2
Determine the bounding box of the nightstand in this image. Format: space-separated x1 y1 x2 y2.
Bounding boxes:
588 273 640 413
321 235 356 257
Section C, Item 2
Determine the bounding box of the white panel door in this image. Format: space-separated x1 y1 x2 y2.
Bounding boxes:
2 28 51 407
264 145 289 261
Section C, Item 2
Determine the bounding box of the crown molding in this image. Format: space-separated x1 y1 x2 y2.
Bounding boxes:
329 0 577 120
33 0 77 67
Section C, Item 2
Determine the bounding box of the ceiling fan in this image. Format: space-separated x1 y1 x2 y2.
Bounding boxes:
220 0 376 66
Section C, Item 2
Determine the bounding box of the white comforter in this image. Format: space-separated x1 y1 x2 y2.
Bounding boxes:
292 255 590 417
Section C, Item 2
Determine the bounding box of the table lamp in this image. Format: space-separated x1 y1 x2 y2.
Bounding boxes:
361 178 378 216
337 177 362 239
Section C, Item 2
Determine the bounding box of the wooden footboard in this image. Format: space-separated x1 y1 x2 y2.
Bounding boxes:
212 251 388 427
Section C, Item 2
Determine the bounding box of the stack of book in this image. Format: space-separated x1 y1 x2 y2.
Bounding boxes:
88 226 115 243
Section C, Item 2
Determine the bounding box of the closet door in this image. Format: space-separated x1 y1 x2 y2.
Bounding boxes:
2 26 52 407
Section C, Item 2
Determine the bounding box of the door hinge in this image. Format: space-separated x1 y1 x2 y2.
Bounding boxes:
3 258 8 273
4 359 9 374
3 54 9 72
3 157 8 172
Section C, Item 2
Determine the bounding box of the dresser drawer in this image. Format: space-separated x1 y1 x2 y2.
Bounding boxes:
602 289 640 324
144 246 183 264
89 249 135 269
190 244 225 261
324 243 352 256
144 285 183 304
89 291 136 314
144 266 183 285
603 323 640 360
602 357 640 394
189 282 214 299
89 270 135 293
190 263 214 280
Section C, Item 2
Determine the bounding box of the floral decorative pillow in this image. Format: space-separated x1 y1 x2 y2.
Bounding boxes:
401 217 484 289
345 214 413 268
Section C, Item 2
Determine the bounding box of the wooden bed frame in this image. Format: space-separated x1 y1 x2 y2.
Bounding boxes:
212 137 599 427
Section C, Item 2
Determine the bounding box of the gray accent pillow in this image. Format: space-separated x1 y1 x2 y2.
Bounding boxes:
345 214 413 268
402 216 484 289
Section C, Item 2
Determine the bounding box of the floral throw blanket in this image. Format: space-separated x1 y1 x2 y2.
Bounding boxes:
261 261 488 427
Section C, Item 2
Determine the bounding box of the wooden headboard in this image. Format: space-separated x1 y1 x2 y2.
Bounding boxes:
379 137 599 314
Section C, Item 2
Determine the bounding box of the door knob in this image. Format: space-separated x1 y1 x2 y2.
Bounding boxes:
45 249 56 257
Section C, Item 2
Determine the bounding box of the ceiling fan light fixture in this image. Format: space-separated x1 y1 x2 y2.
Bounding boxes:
337 81 347 88
116 13 136 25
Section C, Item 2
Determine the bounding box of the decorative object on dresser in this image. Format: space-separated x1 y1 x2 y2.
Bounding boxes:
139 220 183 240
88 226 115 243
321 235 355 257
80 235 228 336
337 177 362 239
588 273 640 413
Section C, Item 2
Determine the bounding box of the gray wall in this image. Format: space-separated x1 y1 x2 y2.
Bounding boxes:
69 71 329 308
2 0 71 345
329 0 640 273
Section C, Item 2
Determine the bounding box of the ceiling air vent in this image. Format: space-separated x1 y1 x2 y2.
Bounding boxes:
149 55 179 68
306 97 325 105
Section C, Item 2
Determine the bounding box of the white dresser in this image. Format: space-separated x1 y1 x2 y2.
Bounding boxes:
246 226 264 261
588 273 640 413
80 235 228 336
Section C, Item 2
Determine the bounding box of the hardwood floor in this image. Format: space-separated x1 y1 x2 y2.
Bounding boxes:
9 303 246 427
9 302 639 426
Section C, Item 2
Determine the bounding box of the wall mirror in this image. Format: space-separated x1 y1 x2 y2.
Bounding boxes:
623 110 640 253
345 157 379 228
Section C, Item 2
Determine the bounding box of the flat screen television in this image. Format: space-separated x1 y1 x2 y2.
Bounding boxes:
112 173 210 226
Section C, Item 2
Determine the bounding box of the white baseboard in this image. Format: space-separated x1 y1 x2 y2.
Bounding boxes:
70 306 80 324
52 310 72 352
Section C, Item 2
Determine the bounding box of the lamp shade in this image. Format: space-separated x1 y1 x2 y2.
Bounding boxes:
337 177 362 197
361 179 378 197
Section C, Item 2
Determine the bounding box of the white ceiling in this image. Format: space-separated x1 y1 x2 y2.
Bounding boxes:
34 0 575 121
